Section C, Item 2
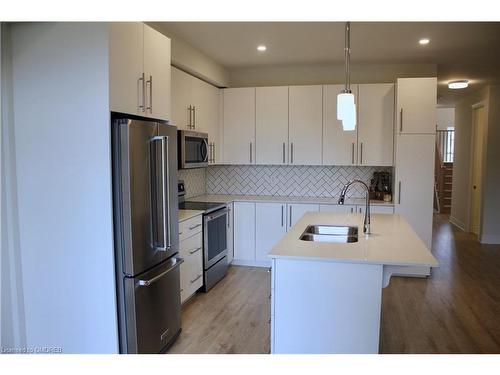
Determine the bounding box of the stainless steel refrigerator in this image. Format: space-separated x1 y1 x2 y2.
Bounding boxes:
112 115 181 354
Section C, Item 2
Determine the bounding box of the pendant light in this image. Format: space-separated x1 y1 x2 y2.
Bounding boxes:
337 22 356 131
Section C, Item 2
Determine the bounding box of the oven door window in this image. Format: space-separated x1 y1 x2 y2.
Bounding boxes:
206 213 227 264
185 136 208 163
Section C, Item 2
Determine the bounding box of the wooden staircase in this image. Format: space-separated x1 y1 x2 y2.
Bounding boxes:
434 143 453 214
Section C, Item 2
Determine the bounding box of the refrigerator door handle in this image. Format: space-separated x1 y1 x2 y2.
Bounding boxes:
138 258 184 287
152 135 171 251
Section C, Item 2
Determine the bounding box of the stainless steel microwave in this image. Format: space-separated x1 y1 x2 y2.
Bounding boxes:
178 130 209 169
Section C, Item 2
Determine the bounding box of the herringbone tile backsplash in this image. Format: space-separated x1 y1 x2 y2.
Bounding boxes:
178 168 206 198
206 165 391 198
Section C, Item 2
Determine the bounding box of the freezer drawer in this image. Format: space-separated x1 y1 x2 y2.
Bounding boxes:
123 257 183 353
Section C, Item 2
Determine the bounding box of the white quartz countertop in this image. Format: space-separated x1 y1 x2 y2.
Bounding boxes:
269 212 438 267
187 194 393 206
178 209 204 222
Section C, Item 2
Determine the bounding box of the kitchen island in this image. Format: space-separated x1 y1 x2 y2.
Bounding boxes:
268 212 438 354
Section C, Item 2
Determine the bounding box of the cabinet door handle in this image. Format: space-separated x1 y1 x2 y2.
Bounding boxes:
360 142 363 164
282 142 286 164
400 108 403 132
193 106 196 129
189 247 202 255
146 75 153 113
289 206 292 226
351 142 355 164
138 73 145 112
250 142 253 164
190 274 202 284
290 142 294 164
350 207 354 213
213 142 216 163
398 181 402 204
281 205 284 227
188 105 193 128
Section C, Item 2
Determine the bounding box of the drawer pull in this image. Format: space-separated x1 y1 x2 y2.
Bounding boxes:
190 274 202 284
189 223 202 230
179 231 183 235
189 247 202 255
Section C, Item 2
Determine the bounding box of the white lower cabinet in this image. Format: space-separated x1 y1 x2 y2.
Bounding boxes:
287 203 320 229
233 202 256 263
255 203 287 265
179 215 203 304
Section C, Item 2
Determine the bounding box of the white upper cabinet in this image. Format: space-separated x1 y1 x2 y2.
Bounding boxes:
109 23 171 121
171 66 195 129
143 24 171 121
109 23 144 116
223 88 256 164
358 84 394 166
323 84 358 166
396 77 437 134
256 86 289 165
289 86 323 165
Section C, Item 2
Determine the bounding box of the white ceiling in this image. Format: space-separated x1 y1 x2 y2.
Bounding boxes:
158 22 500 105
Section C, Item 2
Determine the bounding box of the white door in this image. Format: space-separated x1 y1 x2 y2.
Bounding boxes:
233 202 256 261
256 86 289 165
171 66 194 130
396 78 437 134
323 84 358 166
319 204 356 213
395 134 435 248
289 86 323 165
358 84 394 166
109 22 144 116
143 24 171 121
287 203 320 229
223 88 256 164
470 105 486 236
256 203 287 263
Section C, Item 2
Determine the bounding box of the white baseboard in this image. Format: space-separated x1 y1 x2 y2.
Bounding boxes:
480 234 500 244
449 215 466 231
231 259 271 268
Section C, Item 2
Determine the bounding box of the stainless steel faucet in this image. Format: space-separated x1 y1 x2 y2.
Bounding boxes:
338 179 371 234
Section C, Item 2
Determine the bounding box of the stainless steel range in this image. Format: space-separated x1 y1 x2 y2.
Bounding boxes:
178 181 229 291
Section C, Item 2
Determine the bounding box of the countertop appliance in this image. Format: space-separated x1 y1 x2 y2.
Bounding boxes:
112 114 182 354
178 181 228 291
178 130 209 169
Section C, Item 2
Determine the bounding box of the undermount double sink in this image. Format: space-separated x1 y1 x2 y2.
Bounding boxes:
300 225 359 243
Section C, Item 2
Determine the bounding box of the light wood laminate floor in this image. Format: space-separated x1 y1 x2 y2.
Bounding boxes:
168 214 500 354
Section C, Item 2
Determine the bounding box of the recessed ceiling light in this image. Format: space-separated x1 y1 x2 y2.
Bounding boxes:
419 38 430 45
257 45 267 52
448 80 469 89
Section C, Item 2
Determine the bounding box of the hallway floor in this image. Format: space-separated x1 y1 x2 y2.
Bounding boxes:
169 214 500 353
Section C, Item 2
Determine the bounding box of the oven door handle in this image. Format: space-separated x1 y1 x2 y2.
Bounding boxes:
204 207 229 221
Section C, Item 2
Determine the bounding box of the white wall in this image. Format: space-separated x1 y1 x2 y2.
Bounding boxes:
9 23 118 353
147 22 229 88
450 86 489 233
228 63 437 87
436 107 455 130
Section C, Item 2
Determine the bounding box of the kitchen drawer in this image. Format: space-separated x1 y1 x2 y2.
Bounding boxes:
180 232 203 258
179 214 203 242
180 232 203 304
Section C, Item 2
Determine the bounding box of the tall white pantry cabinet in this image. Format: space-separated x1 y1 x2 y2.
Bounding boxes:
394 77 437 259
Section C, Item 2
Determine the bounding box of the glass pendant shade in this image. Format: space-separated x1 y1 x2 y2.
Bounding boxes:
337 92 356 131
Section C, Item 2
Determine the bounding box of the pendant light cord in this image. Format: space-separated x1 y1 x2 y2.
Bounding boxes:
344 21 351 93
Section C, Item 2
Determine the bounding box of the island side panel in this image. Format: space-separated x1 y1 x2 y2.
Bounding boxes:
272 258 383 354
